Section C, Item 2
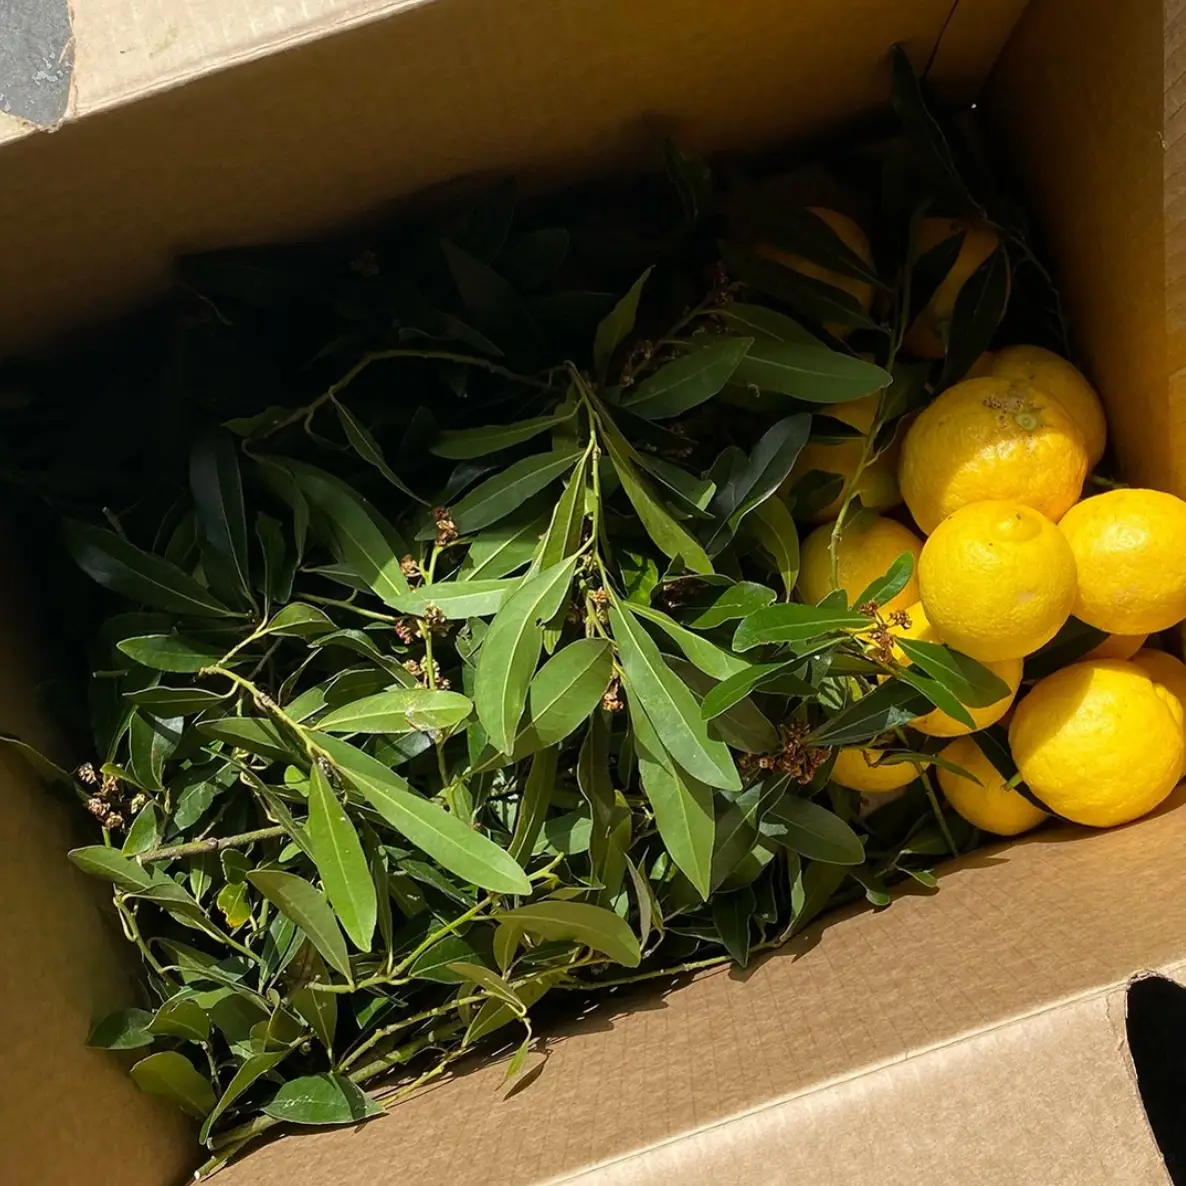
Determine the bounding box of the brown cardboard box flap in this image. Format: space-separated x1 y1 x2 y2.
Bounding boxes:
223 794 1186 1186
0 0 1025 353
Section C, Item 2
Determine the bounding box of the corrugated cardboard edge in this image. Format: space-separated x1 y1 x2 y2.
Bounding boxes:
224 794 1186 1186
0 0 436 144
554 965 1185 1185
0 0 1023 148
0 0 1024 353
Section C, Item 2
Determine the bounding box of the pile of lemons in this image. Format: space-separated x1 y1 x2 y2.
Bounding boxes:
786 212 1186 838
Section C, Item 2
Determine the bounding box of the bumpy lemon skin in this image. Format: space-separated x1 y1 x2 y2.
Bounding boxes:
784 393 901 523
918 501 1077 662
761 208 874 338
899 376 1088 535
937 737 1047 836
1008 660 1185 828
832 747 926 793
905 219 1002 359
1130 649 1186 770
1059 489 1186 634
893 602 1022 736
988 345 1107 467
798 515 923 614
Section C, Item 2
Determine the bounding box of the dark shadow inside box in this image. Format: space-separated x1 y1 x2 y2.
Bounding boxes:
1128 975 1186 1184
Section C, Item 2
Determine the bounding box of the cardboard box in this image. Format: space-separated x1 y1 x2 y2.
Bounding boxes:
1 0 1185 1182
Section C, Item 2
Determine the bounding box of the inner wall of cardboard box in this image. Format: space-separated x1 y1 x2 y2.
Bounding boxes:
0 0 1174 1183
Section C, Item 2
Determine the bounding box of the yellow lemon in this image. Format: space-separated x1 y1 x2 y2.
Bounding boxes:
937 737 1047 836
918 501 1076 662
832 746 926 793
1130 649 1186 769
798 515 923 613
988 344 1107 467
904 218 1002 358
784 394 901 522
1008 660 1184 828
1059 489 1186 634
899 376 1088 535
1083 632 1148 661
892 601 1023 736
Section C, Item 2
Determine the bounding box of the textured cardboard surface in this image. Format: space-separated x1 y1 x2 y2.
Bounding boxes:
0 521 194 1186
217 796 1186 1185
0 0 1021 352
987 0 1183 495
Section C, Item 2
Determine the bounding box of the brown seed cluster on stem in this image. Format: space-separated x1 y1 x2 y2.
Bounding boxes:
741 721 826 783
78 763 134 831
601 675 624 713
432 508 458 548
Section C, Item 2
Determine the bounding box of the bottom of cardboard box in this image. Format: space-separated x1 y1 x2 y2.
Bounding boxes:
217 789 1186 1186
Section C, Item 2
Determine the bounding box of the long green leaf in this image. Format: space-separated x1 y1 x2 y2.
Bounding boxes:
394 580 518 619
630 698 714 899
307 762 376 953
117 634 224 673
718 303 820 346
896 637 1010 708
855 552 915 610
318 689 472 734
509 745 559 862
732 341 891 403
197 717 295 764
734 604 868 650
190 430 251 594
431 412 574 460
464 508 550 580
281 460 409 607
667 658 780 754
805 681 933 746
621 338 751 420
610 604 739 791
87 1008 155 1052
631 603 748 682
676 581 777 630
524 639 613 746
594 268 652 376
130 1052 216 1119
704 415 811 553
313 734 531 895
537 450 589 571
764 794 864 865
701 661 810 720
199 1048 290 1144
68 845 156 890
494 901 640 966
939 249 1010 385
264 1074 382 1125
720 242 880 331
247 870 352 977
64 521 238 618
126 686 228 714
448 961 526 1014
334 399 423 502
745 496 800 596
449 449 581 536
894 666 976 729
474 557 579 754
603 432 713 574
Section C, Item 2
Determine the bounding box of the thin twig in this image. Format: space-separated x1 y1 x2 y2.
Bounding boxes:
137 825 288 865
